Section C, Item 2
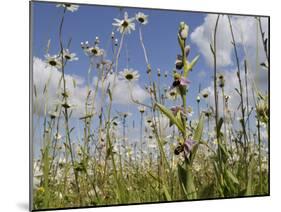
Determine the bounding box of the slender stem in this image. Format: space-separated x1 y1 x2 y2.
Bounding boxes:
257 119 262 193
140 112 143 162
58 8 81 202
213 15 222 162
114 32 125 73
258 18 269 62
139 25 149 65
228 15 248 149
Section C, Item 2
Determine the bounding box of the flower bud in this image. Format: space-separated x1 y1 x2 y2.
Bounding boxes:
157 68 161 77
179 22 189 40
184 45 191 57
95 36 100 45
175 55 183 70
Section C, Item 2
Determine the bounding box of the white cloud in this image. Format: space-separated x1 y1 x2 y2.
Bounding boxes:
33 57 149 118
93 73 149 105
191 14 269 131
33 57 90 117
190 14 268 68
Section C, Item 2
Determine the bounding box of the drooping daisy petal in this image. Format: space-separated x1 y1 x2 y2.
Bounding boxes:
56 4 79 12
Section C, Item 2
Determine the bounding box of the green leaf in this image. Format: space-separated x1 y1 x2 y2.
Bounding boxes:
217 117 224 135
163 185 172 201
245 156 254 195
188 55 200 71
193 113 205 142
177 163 187 195
155 103 185 134
190 113 205 163
226 170 239 185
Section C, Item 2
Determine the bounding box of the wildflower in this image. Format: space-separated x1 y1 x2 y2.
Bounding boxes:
187 106 194 117
184 45 191 57
56 4 79 12
62 49 78 61
54 133 62 140
179 21 189 40
183 139 196 160
61 101 71 109
81 41 90 50
119 68 140 82
88 46 104 57
95 36 100 45
218 74 225 88
111 32 115 39
45 54 62 69
145 117 153 128
138 106 146 113
157 68 161 77
118 112 132 118
61 90 70 98
164 71 168 78
146 85 155 95
148 134 154 140
37 187 45 193
175 55 183 70
81 41 104 57
112 120 120 127
112 12 135 34
224 95 230 102
135 12 148 25
256 99 269 123
171 73 190 94
170 106 185 116
166 88 178 100
204 109 213 118
260 61 268 71
196 95 200 103
114 38 118 46
201 87 211 99
48 111 59 119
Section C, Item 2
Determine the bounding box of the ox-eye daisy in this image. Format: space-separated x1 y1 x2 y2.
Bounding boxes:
45 54 62 69
119 68 140 82
56 4 79 12
112 12 135 34
135 12 148 25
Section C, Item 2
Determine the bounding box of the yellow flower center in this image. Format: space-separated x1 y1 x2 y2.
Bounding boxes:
125 73 134 80
122 20 129 28
49 60 57 66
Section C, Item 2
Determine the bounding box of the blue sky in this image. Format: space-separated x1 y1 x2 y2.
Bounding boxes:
31 2 269 156
31 1 208 109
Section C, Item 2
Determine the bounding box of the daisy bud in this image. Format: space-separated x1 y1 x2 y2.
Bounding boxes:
218 74 225 88
179 22 189 40
224 95 230 102
111 32 115 39
196 95 200 102
157 68 161 77
114 38 118 46
164 71 168 78
95 36 100 45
